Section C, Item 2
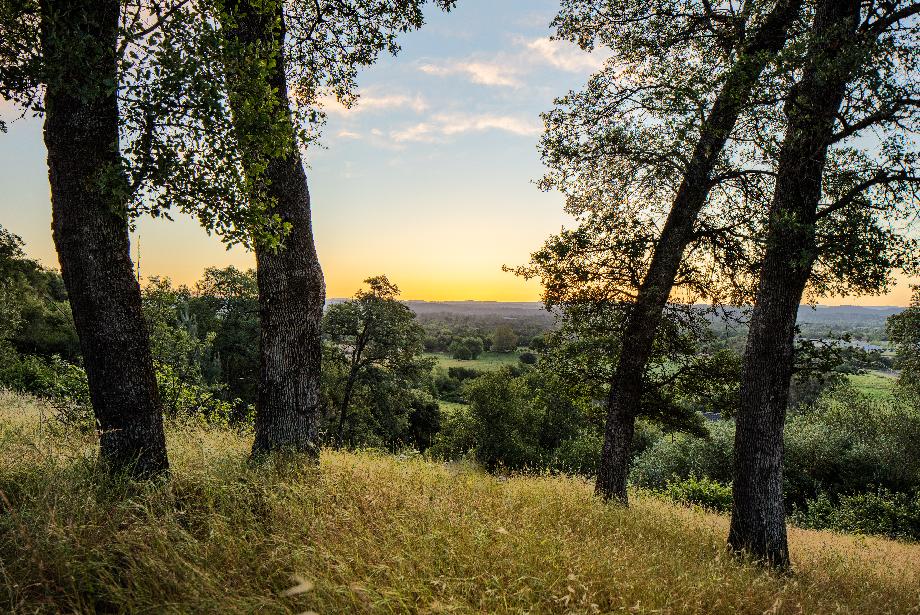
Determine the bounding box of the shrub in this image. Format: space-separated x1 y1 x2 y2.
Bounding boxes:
662 476 733 512
629 421 735 490
519 351 537 365
550 429 603 476
793 490 920 541
428 403 477 460
0 345 91 427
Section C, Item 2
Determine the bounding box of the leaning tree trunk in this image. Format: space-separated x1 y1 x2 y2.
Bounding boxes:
595 0 804 503
222 0 325 457
729 0 861 568
39 0 169 477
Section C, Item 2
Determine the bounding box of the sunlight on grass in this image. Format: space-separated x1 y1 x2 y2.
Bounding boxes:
1 392 919 614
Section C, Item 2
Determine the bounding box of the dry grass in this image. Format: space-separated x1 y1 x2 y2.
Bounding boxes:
1 391 919 614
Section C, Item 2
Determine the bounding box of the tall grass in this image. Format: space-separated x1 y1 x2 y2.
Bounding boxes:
1 391 919 614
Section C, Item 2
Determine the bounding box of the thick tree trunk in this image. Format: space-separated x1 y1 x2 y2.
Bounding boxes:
595 0 803 502
222 1 325 457
251 151 325 457
39 0 168 477
729 0 861 567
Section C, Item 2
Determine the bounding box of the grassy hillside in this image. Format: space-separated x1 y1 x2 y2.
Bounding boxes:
1 392 919 614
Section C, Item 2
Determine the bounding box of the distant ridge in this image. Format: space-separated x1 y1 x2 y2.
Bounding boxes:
327 300 904 323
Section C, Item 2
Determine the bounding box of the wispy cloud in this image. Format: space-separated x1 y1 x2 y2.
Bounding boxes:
419 61 522 88
322 92 429 116
523 37 608 73
417 36 606 89
391 113 541 143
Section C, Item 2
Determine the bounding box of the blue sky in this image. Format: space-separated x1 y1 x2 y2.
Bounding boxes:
0 0 913 304
2 0 602 301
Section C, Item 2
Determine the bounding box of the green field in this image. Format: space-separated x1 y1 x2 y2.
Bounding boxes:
2 391 920 613
849 370 898 399
426 351 523 372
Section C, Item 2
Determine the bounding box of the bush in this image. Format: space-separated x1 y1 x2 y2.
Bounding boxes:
0 345 91 427
550 429 603 476
629 421 735 490
449 337 484 360
793 490 920 541
428 403 477 460
662 476 733 512
519 351 537 365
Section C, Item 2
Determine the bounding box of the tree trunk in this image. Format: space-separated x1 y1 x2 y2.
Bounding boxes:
221 1 325 457
251 148 325 457
729 0 861 567
39 0 169 477
595 0 804 502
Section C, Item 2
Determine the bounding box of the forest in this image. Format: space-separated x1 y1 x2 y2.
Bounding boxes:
1 0 919 612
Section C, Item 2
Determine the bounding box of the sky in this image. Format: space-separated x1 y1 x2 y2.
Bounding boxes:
0 0 915 305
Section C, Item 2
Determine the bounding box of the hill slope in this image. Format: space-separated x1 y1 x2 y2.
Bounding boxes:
1 392 918 614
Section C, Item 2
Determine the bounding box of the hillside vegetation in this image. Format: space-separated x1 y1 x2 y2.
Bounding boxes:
1 392 918 614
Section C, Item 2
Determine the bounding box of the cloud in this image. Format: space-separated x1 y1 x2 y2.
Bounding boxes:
417 37 606 89
391 122 438 143
391 113 541 143
523 37 608 73
419 61 522 88
322 92 429 116
336 130 362 139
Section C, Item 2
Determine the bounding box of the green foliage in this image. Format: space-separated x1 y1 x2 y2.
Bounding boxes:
793 491 920 541
519 351 538 365
322 276 434 449
491 325 518 353
0 345 91 427
0 225 79 361
142 273 252 422
662 476 733 513
449 336 484 360
888 289 920 395
549 429 603 476
463 368 543 471
191 266 260 408
633 383 920 520
784 384 920 507
630 422 736 491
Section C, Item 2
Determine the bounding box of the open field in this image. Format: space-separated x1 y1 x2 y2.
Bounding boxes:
1 392 919 614
426 351 523 372
848 370 898 399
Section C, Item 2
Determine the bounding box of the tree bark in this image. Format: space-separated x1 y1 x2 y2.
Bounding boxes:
595 0 804 503
222 0 325 457
729 0 861 568
39 0 169 477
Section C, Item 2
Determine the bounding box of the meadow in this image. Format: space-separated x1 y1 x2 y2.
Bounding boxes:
425 351 524 372
2 391 919 614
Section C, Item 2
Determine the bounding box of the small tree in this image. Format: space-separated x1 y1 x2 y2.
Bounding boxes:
449 339 473 360
323 276 433 446
492 325 518 353
888 289 920 396
449 336 483 360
